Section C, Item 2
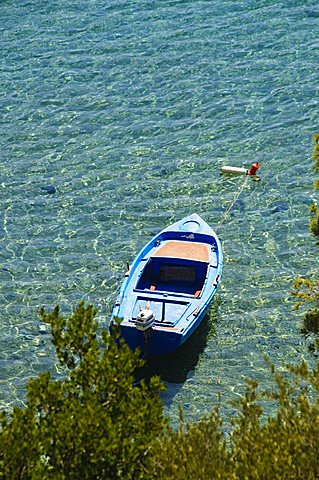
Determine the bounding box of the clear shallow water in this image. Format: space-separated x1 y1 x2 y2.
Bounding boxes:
1 0 318 424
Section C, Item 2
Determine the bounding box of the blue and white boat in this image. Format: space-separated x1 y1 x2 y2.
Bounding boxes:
110 213 223 356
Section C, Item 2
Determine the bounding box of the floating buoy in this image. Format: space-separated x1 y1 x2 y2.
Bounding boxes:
248 162 259 175
221 162 259 176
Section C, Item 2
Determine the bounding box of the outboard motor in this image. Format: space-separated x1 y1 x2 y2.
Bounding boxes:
136 308 155 331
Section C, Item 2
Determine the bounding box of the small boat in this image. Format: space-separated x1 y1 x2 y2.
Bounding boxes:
110 213 223 355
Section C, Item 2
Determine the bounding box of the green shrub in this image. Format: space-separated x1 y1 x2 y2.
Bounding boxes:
2 302 319 479
0 302 166 479
302 308 319 336
148 363 319 480
230 362 319 480
291 277 319 354
291 276 319 311
147 407 233 480
309 204 319 236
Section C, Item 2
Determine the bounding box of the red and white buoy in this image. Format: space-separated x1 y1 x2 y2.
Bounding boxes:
221 162 259 176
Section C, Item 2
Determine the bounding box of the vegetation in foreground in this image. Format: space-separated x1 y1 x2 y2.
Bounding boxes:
0 304 166 479
0 302 319 479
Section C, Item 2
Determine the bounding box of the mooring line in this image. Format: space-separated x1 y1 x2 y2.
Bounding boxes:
216 175 250 232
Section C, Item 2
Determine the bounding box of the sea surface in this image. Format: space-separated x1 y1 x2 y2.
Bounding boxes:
1 0 318 426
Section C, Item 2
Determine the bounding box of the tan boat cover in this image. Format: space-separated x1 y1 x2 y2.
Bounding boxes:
153 240 209 263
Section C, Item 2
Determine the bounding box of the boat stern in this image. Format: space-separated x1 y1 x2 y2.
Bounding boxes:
119 320 183 356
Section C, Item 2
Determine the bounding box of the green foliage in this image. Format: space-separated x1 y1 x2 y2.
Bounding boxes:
39 302 98 369
303 308 319 356
147 362 319 480
291 276 319 310
233 362 319 479
291 132 319 352
291 277 319 354
147 407 233 480
2 303 319 479
309 203 319 236
0 302 166 479
302 308 319 336
2 268 319 480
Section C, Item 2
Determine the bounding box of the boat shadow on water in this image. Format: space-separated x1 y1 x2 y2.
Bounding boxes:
136 297 221 385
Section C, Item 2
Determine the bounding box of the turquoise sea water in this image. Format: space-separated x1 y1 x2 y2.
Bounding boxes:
1 0 318 425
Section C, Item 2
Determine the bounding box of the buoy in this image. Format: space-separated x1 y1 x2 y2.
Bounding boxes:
248 162 259 175
221 162 259 176
221 166 248 175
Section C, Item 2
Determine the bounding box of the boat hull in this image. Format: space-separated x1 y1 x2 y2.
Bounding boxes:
110 213 223 356
119 302 211 355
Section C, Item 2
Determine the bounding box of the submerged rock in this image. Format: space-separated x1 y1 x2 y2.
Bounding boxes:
40 184 57 194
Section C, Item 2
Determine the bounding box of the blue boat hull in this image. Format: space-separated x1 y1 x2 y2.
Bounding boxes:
119 302 211 355
111 213 223 356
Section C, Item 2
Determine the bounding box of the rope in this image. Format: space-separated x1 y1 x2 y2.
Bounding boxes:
216 175 250 232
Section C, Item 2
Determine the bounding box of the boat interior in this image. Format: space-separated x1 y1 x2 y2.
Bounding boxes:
136 256 208 297
132 297 189 325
